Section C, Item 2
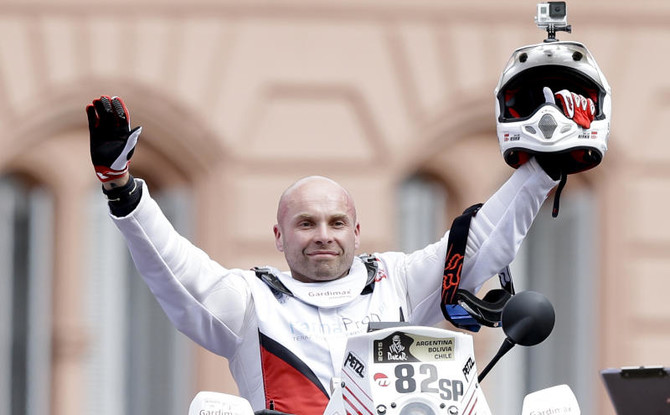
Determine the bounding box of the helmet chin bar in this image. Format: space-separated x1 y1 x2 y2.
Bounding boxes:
498 102 608 175
522 105 577 141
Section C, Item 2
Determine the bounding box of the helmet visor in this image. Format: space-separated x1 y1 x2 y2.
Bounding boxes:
498 65 606 122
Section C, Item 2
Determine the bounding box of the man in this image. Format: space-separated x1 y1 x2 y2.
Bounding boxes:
87 95 560 414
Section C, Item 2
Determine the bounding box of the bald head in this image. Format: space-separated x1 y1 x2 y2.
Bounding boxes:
277 176 357 224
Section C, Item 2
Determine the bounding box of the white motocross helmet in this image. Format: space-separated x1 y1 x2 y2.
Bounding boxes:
495 41 611 174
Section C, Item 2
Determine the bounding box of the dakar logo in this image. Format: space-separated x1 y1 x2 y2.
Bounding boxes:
375 332 418 363
387 334 407 361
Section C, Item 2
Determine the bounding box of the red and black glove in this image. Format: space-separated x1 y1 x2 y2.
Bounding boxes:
545 87 596 129
86 95 142 182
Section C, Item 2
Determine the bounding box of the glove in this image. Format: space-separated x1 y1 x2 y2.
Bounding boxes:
543 86 595 129
86 95 142 182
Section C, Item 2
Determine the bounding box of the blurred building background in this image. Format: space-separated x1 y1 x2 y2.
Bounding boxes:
1 0 667 414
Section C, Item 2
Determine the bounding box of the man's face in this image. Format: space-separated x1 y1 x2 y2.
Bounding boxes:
274 177 360 283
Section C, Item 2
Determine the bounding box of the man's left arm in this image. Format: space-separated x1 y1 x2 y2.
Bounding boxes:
398 157 556 325
459 157 557 292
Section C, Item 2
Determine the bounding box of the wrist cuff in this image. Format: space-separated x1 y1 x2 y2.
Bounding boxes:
102 175 142 216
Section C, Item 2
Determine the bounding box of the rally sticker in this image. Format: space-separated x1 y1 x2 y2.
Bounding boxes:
373 332 455 363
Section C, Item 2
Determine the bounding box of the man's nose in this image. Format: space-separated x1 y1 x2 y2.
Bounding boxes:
314 223 333 243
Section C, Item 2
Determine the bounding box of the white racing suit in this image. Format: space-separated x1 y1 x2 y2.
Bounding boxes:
110 159 556 414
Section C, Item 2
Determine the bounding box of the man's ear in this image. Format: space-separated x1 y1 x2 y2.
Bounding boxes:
273 225 284 252
354 222 361 250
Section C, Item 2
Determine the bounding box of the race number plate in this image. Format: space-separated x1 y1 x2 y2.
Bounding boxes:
339 326 491 415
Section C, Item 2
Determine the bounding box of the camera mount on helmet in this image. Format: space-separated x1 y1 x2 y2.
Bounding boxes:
535 2 572 42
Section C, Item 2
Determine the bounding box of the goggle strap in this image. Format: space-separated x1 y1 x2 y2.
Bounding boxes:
441 203 519 332
440 203 483 312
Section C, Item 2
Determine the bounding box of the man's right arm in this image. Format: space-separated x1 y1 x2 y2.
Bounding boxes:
110 180 253 358
86 96 253 358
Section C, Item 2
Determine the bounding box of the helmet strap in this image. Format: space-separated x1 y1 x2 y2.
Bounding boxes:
551 171 568 218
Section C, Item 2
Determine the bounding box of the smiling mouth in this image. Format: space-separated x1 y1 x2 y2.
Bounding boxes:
307 251 339 257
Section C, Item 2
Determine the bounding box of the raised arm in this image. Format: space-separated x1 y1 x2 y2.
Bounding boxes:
85 96 253 358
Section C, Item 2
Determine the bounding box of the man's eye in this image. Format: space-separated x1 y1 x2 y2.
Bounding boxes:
298 221 312 228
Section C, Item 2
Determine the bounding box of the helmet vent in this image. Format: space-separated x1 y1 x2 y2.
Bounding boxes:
539 114 558 139
525 126 537 134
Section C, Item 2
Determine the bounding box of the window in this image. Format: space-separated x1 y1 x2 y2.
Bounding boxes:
397 174 447 252
0 175 54 415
